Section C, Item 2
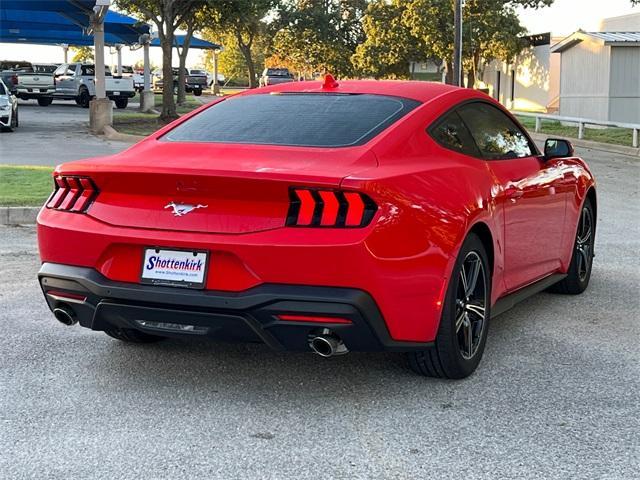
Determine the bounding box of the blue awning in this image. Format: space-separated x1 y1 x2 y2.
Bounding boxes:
0 1 149 46
151 35 222 50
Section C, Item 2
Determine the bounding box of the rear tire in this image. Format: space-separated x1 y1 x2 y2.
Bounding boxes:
193 88 202 96
78 88 91 108
548 198 595 294
37 97 53 107
408 233 491 379
114 97 128 109
104 328 164 343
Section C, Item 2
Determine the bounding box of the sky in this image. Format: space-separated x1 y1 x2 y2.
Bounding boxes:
0 0 638 69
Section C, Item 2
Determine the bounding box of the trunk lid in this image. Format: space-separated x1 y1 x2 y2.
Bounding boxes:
58 141 376 234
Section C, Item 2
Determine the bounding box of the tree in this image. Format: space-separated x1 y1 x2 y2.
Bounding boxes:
271 0 367 78
116 0 204 120
175 4 211 104
70 46 94 63
352 0 428 79
363 0 554 85
213 0 277 88
202 30 266 86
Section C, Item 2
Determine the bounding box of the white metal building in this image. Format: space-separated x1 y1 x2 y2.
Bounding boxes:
476 33 561 113
551 30 640 123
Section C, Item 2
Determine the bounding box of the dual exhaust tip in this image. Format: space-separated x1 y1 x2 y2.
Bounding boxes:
51 302 349 357
308 329 348 358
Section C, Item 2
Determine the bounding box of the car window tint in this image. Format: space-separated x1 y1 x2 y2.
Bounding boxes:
0 81 6 95
429 110 478 156
457 102 532 159
164 93 420 148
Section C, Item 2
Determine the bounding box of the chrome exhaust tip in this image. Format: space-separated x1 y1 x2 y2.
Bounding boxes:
309 329 348 357
52 305 77 326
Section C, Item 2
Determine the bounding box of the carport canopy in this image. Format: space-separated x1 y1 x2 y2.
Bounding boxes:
150 35 222 50
0 3 149 47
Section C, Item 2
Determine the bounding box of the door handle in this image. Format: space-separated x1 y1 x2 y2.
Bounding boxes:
505 186 524 201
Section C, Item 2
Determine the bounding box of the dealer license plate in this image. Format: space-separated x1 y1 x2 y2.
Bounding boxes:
141 248 208 289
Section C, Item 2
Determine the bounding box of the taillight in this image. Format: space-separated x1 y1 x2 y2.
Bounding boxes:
286 188 377 228
46 175 98 213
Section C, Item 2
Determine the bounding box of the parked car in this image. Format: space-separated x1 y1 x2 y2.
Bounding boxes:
259 68 295 87
0 60 32 94
17 63 59 106
52 63 136 108
0 78 19 131
36 79 597 379
153 68 207 96
132 70 145 92
201 71 226 87
111 65 134 77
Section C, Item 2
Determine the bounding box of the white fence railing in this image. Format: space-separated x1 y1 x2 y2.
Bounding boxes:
512 111 640 148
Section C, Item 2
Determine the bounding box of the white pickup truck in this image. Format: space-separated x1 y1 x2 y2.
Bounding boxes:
17 63 58 106
52 63 136 109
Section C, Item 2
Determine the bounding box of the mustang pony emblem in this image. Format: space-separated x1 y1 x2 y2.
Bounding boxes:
164 202 208 217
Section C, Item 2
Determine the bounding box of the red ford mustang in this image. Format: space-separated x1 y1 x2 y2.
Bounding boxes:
37 77 596 378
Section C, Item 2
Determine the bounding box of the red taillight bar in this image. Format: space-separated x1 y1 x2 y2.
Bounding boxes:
277 314 352 325
286 188 377 228
46 175 98 213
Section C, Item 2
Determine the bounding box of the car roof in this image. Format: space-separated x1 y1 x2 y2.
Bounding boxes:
253 79 467 103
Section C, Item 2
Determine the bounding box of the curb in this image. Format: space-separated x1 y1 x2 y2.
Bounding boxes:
0 207 40 226
529 132 640 157
103 125 145 143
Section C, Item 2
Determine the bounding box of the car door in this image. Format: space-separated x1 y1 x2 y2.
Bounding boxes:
457 102 568 291
55 64 76 95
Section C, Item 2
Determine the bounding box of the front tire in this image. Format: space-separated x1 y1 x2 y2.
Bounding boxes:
104 328 164 343
408 233 491 379
78 88 91 108
549 198 595 294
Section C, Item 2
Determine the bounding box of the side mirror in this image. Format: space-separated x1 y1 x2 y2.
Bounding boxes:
544 138 574 160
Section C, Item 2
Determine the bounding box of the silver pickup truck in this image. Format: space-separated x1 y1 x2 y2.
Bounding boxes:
52 63 136 108
17 63 58 106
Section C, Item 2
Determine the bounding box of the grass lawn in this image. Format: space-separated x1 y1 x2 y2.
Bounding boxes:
0 165 53 206
517 116 634 147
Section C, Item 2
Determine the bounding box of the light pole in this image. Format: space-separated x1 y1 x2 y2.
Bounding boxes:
453 0 463 87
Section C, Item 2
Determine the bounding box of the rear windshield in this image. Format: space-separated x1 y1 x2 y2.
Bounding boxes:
163 93 420 148
34 64 58 74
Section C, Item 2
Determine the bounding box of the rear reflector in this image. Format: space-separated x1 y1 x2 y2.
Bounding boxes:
277 314 352 325
46 176 98 213
45 290 87 304
286 188 376 228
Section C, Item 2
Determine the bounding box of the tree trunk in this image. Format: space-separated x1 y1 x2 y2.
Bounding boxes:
177 29 194 105
466 69 475 89
237 32 256 88
445 60 454 85
159 32 177 121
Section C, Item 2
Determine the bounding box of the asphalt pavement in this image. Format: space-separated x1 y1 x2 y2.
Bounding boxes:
1 145 639 479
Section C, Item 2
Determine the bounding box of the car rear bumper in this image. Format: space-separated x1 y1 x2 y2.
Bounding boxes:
39 262 433 352
107 90 136 98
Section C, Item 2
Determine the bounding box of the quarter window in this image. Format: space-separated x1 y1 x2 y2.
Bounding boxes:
457 102 533 159
429 110 478 156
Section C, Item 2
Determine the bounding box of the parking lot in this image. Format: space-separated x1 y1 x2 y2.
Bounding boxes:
1 128 638 479
1 100 132 166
